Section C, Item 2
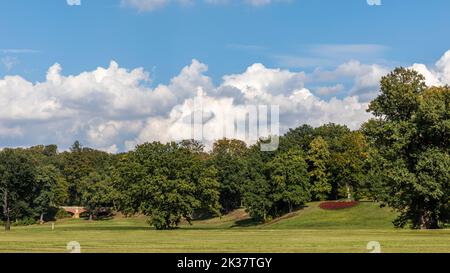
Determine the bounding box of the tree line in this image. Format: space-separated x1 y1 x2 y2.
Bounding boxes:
1 68 449 230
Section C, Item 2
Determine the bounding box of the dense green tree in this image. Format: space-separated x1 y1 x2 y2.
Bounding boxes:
282 123 352 200
144 176 199 229
0 149 37 230
111 153 145 215
312 124 352 199
80 172 115 220
415 86 450 150
25 145 69 223
178 139 206 154
60 141 113 205
34 165 68 223
211 139 248 213
314 123 352 150
267 149 311 213
242 146 272 222
191 164 221 217
307 137 331 200
368 67 426 121
332 132 368 200
280 123 350 154
114 142 220 229
280 124 315 152
363 68 449 229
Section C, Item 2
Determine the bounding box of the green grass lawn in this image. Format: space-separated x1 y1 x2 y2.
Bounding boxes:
1 202 449 253
264 201 398 229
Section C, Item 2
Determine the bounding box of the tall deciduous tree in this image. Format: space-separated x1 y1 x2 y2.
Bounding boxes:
34 165 68 224
211 139 248 213
80 172 114 220
114 142 221 229
267 149 311 213
312 124 352 199
0 149 36 230
333 132 368 200
307 136 331 200
364 68 450 229
242 146 272 222
60 141 112 205
280 124 315 152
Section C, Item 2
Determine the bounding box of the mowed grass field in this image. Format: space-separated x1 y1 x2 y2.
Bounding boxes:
1 202 449 253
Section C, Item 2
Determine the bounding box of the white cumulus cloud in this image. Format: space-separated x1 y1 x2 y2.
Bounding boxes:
67 0 81 6
1 50 449 152
410 50 450 86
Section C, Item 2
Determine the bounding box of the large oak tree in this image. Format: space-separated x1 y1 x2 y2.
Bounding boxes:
363 68 450 229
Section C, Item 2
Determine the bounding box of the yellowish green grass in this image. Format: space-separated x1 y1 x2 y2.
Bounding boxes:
1 202 449 253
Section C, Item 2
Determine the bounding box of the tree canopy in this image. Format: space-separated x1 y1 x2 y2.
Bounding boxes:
363 68 449 229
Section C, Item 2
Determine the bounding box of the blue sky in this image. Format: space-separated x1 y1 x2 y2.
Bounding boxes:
1 0 449 151
2 0 449 84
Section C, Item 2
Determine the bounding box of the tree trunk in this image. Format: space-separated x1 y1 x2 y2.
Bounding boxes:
346 184 351 200
39 213 44 225
5 217 10 231
3 189 10 231
112 201 118 212
418 210 438 229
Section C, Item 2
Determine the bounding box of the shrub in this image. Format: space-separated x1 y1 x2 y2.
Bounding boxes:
56 208 72 219
12 217 37 226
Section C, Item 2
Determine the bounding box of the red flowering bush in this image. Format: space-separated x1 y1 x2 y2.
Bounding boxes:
319 201 359 210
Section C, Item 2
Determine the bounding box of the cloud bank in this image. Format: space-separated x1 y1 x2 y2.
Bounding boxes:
1 50 449 152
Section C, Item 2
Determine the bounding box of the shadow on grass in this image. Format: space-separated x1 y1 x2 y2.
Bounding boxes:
185 206 313 230
231 218 261 228
54 225 153 232
178 218 261 230
47 220 137 232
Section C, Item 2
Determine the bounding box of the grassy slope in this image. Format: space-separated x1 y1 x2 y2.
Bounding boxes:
0 202 449 253
263 201 398 229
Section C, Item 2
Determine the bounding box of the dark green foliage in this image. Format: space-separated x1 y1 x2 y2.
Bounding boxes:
34 165 68 223
280 124 315 152
211 139 248 213
267 149 311 213
313 123 352 151
368 67 427 121
242 146 272 222
80 172 115 219
243 146 310 222
60 141 113 205
114 142 221 229
363 68 450 229
0 149 37 230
